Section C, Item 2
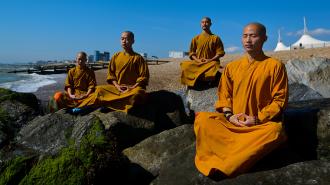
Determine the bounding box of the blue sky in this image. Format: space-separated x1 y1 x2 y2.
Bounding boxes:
0 0 330 63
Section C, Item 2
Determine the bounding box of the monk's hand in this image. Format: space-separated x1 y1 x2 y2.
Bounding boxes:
203 59 212 63
196 58 203 63
239 115 258 127
115 84 128 93
76 94 87 100
121 85 135 94
229 113 246 127
69 94 76 100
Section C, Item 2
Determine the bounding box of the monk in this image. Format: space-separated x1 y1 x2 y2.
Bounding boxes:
180 17 225 88
89 31 149 112
50 51 96 112
194 23 288 178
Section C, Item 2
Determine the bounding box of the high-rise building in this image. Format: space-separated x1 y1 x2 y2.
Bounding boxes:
95 50 101 61
88 55 94 63
104 52 110 61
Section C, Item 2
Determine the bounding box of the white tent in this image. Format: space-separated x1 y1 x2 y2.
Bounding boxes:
274 30 290 52
291 17 330 49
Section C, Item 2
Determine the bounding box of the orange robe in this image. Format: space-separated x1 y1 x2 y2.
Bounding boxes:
89 51 149 112
194 55 288 177
52 66 96 110
180 33 225 87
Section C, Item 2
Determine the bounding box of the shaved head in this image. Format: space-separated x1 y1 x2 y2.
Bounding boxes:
122 31 134 40
202 17 212 23
244 22 266 36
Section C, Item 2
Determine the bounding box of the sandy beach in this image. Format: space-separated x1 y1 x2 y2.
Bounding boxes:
33 47 330 102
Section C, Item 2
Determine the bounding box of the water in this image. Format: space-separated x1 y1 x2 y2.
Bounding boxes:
0 64 66 93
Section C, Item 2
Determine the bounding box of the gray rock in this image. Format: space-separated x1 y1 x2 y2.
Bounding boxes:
286 57 330 98
152 146 330 185
15 109 100 156
123 124 195 176
151 144 205 185
288 83 323 102
215 160 330 185
187 88 218 112
15 109 76 155
0 100 39 128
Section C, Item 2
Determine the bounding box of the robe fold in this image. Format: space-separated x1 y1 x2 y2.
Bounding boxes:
194 55 288 177
86 51 149 112
52 66 96 110
180 33 225 86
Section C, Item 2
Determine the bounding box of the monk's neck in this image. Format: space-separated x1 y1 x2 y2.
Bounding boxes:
123 48 134 55
246 51 266 63
202 30 212 35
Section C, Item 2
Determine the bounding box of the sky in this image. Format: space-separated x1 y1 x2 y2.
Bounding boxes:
0 0 330 63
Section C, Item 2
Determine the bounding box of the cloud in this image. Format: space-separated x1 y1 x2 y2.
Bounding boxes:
225 46 240 53
309 28 330 36
287 28 330 36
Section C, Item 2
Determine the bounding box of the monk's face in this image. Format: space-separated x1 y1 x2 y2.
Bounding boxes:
200 18 211 31
121 32 134 50
242 24 267 53
76 53 87 67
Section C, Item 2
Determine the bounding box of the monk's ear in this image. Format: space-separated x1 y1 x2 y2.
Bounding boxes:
264 35 268 42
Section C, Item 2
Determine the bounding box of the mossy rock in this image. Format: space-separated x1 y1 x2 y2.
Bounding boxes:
0 88 39 111
1 119 128 185
0 107 10 124
0 156 36 185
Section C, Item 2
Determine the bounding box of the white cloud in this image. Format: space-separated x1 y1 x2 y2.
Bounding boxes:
287 28 330 36
225 46 240 53
309 28 330 36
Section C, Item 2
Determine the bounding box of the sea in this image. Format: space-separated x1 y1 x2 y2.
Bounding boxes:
0 63 66 93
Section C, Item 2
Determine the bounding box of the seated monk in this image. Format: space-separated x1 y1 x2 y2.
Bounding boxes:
194 23 288 178
180 17 225 88
89 31 149 112
50 51 96 112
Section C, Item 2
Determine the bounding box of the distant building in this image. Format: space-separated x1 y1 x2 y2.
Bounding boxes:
104 52 110 61
88 55 94 63
169 51 189 58
94 50 110 62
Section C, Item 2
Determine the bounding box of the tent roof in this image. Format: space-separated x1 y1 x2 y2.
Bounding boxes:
292 34 329 46
274 41 290 51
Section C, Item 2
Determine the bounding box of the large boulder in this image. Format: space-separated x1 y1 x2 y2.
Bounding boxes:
123 124 195 176
16 110 98 155
0 88 39 148
92 90 192 149
286 57 330 98
153 159 330 185
288 82 323 102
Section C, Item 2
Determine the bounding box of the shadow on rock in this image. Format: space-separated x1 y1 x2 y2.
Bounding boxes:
130 90 193 130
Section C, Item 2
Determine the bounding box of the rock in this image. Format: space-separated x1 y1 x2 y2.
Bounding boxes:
0 88 40 148
93 90 192 149
151 144 205 185
16 110 99 155
123 124 195 176
215 160 330 185
287 98 330 161
286 57 330 98
187 88 218 113
288 83 323 102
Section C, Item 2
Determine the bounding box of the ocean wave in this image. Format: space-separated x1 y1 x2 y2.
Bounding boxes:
0 73 65 93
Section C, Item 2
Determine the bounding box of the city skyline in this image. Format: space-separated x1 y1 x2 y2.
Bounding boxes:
1 0 330 63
